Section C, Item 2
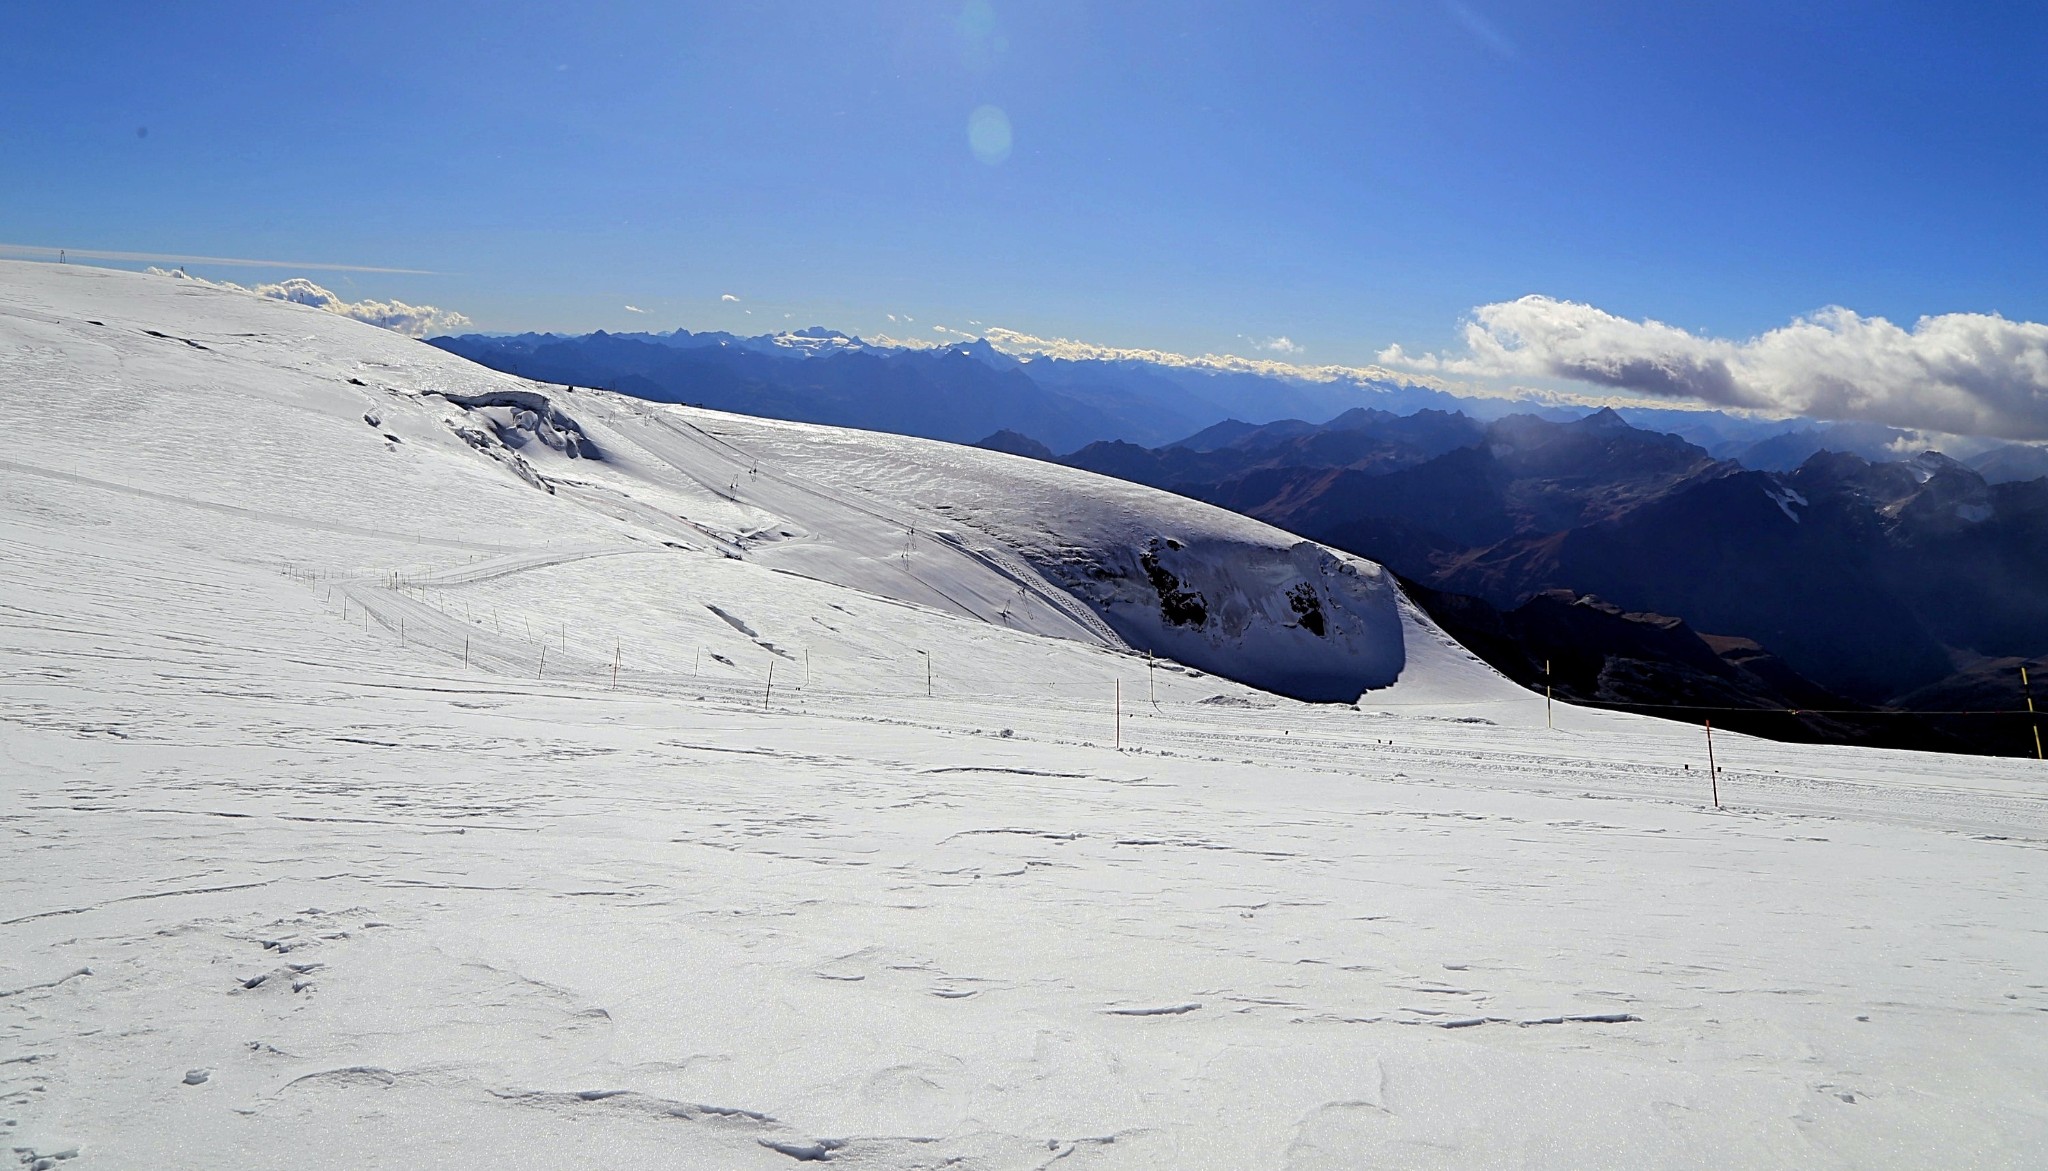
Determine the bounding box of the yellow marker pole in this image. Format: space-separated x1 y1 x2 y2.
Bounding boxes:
2025 666 2043 761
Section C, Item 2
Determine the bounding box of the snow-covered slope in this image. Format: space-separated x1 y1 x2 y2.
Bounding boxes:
5 262 2048 1170
0 262 1504 706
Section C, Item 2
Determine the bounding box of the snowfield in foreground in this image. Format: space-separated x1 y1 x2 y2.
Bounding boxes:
3 262 2046 1168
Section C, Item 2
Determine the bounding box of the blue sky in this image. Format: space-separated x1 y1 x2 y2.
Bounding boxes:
5 2 2047 374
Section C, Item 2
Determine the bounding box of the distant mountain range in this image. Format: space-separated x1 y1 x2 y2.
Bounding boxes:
1027 404 2048 754
434 325 2037 474
430 327 1470 453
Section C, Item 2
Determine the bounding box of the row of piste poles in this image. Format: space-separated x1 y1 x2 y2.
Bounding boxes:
277 560 2048 807
271 559 1812 796
286 556 1740 793
278 561 1180 749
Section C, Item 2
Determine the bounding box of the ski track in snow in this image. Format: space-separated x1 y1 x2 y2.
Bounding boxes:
2 262 2047 1168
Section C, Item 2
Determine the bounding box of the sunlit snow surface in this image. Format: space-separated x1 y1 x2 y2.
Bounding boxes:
4 262 2047 1168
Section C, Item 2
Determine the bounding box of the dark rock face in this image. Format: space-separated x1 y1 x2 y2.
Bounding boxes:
1139 547 1209 628
1287 582 1326 637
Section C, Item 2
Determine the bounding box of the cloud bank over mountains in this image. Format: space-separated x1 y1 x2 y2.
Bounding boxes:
147 268 469 336
136 260 2048 441
913 323 1450 390
1382 295 2048 440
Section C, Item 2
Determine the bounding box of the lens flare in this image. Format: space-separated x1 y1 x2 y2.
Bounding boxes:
968 105 1012 165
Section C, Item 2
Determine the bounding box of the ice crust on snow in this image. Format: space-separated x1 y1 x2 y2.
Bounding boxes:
3 261 2047 1169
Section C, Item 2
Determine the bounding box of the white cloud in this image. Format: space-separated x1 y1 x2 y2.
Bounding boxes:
148 268 470 337
977 326 1441 389
252 277 470 337
1257 336 1303 355
1381 295 2048 439
623 304 646 313
865 321 1704 413
720 293 740 302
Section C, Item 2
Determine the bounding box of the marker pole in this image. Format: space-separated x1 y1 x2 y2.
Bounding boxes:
1546 659 1554 730
1705 719 1720 809
2025 666 2043 761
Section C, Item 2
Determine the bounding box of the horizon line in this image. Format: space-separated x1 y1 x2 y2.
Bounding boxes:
0 243 440 275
